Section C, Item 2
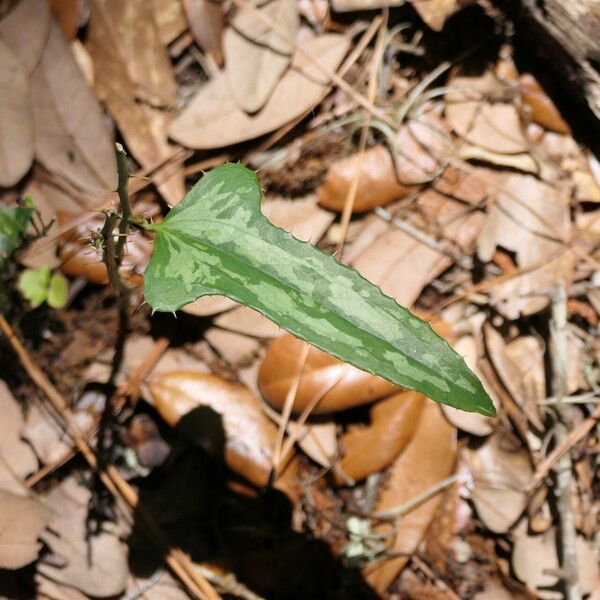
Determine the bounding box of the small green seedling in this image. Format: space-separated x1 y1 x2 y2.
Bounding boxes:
143 163 495 416
18 266 69 309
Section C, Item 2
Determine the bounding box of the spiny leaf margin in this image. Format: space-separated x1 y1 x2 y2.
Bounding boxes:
144 163 495 416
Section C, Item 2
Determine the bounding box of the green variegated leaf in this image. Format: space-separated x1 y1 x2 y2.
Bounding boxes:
144 163 495 416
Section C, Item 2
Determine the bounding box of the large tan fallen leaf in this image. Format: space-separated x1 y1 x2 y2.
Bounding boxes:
259 333 398 415
446 72 528 154
0 36 34 186
48 0 81 40
39 477 128 597
365 401 457 592
145 370 279 486
0 489 53 569
348 190 484 308
337 391 426 485
224 0 298 113
29 20 117 193
182 294 239 317
0 0 51 74
214 304 282 338
87 0 184 204
512 525 599 595
205 327 261 365
484 325 544 430
477 173 574 318
154 0 188 45
183 0 225 65
169 33 350 149
465 430 531 534
262 194 335 243
0 380 38 492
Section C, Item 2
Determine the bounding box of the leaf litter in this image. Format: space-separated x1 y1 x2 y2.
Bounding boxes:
1 2 600 599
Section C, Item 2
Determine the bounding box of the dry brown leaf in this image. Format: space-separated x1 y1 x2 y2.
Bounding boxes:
205 327 261 364
512 524 599 595
458 145 538 173
258 333 398 415
337 391 426 485
224 0 298 113
183 0 225 65
410 0 474 31
348 190 484 308
331 0 403 10
145 370 279 486
27 20 117 193
155 0 189 45
88 0 184 205
0 380 38 492
0 0 51 74
262 194 335 243
318 145 415 213
182 294 238 317
446 72 528 154
442 335 496 435
22 403 72 467
214 305 282 338
48 0 81 40
519 74 570 134
365 402 457 592
484 325 544 430
294 421 337 468
477 173 574 318
465 429 531 534
169 33 350 148
0 36 33 186
0 489 52 569
39 477 128 597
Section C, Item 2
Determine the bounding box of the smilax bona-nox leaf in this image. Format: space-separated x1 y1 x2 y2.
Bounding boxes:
143 163 495 416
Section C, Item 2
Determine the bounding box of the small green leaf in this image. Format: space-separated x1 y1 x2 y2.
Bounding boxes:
0 205 34 259
144 163 495 416
18 266 51 308
47 272 68 309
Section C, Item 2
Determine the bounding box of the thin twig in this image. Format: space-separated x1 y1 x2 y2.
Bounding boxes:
548 284 581 600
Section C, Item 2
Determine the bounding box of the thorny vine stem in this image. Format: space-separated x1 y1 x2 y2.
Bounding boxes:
549 283 581 600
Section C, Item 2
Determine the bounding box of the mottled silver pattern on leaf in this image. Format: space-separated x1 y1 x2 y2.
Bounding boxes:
144 164 495 415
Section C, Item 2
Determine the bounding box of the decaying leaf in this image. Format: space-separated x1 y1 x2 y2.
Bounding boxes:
365 402 457 592
154 0 188 45
318 145 415 213
259 333 398 414
0 489 53 569
169 33 351 149
0 380 38 492
0 36 34 186
512 524 599 595
214 305 282 338
465 429 531 534
224 0 299 113
484 325 545 430
519 74 570 134
29 20 117 193
145 370 279 486
477 173 574 318
48 0 81 40
347 190 484 308
337 391 426 485
87 0 184 205
183 0 225 65
409 0 474 31
446 72 528 154
39 477 128 597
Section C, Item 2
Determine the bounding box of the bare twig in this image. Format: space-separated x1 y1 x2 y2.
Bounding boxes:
548 284 581 600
